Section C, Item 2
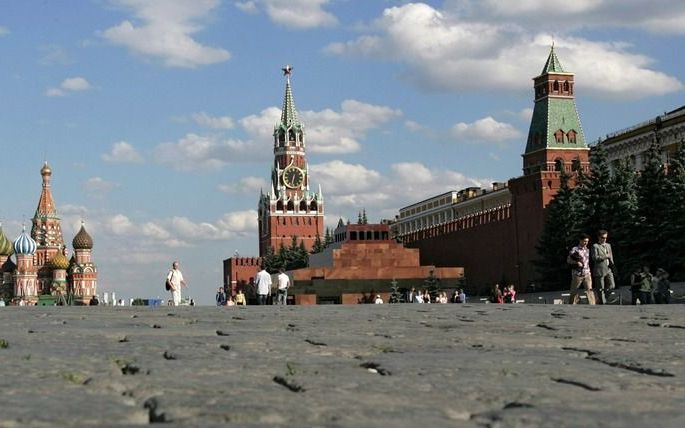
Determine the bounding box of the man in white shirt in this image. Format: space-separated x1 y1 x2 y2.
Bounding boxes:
255 265 272 305
276 268 290 305
167 261 187 306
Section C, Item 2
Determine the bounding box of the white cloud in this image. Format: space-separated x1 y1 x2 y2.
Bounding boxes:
102 0 230 68
404 120 425 132
46 88 66 97
191 112 235 129
517 108 534 122
0 26 9 36
236 0 337 29
235 1 258 14
302 100 401 154
326 3 683 99
102 141 144 163
61 77 91 91
310 159 490 221
446 0 685 34
218 176 269 194
451 116 521 143
83 177 118 195
38 45 72 66
154 133 263 172
155 100 400 171
45 76 92 97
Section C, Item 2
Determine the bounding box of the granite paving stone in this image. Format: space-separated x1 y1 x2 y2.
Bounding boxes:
0 304 683 427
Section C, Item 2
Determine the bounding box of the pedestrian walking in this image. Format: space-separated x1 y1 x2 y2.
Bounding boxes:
166 261 187 306
255 265 272 305
567 234 596 305
591 230 615 304
276 268 290 305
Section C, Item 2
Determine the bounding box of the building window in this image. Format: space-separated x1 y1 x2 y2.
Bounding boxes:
553 80 560 92
554 129 564 143
554 159 564 172
567 130 577 144
563 81 569 93
572 158 581 172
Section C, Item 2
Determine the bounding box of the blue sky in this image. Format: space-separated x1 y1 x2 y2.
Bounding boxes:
1 0 683 304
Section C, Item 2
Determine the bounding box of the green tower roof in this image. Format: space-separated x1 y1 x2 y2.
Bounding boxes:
279 65 300 129
541 45 565 74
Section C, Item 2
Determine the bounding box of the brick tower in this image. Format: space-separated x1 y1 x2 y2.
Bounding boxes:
509 45 590 287
258 66 324 256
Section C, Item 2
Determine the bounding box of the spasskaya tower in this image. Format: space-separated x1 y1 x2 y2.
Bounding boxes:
258 66 324 256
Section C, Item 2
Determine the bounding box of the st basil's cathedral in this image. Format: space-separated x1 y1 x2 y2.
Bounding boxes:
0 162 98 305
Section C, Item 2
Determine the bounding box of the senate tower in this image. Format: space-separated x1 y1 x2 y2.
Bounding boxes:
258 66 324 256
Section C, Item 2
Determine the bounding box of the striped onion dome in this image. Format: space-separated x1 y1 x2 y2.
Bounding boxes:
72 223 93 250
14 226 37 255
49 252 70 270
0 224 14 256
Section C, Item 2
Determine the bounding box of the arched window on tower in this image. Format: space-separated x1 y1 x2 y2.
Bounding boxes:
310 201 317 211
554 129 565 143
276 200 284 211
287 200 294 211
299 200 307 212
554 158 564 172
567 130 577 144
572 158 581 172
563 81 569 93
289 130 295 142
553 80 560 92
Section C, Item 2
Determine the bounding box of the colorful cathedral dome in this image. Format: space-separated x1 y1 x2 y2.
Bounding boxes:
72 223 93 250
0 224 14 256
14 227 37 255
49 252 70 270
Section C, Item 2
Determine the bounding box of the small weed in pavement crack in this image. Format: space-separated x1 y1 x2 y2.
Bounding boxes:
305 339 327 346
163 351 177 360
143 397 168 423
152 324 162 329
360 362 391 376
273 376 305 392
232 316 245 320
216 330 230 336
0 339 9 349
219 344 231 351
119 336 129 343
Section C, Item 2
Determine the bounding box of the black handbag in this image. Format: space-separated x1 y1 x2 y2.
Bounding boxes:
165 271 173 291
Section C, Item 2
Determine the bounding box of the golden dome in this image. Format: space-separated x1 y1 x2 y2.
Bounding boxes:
49 253 70 270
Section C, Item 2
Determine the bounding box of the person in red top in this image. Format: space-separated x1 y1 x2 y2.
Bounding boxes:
492 284 504 304
504 284 516 303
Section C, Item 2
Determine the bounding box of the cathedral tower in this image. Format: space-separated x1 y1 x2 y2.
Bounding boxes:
509 45 590 286
258 66 324 256
70 222 97 304
13 226 38 304
32 162 65 293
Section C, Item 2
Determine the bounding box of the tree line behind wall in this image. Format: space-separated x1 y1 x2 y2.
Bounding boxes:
536 141 685 290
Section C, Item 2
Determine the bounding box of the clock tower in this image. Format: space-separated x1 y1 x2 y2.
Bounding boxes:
258 66 324 256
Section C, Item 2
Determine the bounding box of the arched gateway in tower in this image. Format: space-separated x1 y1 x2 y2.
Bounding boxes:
258 66 325 256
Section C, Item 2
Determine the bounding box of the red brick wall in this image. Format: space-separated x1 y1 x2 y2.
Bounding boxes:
223 257 261 295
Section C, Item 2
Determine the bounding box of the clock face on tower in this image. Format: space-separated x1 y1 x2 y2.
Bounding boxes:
283 166 304 188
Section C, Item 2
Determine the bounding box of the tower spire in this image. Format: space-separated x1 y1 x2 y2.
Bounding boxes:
280 65 299 128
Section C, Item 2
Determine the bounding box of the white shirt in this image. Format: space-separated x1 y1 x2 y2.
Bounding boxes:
167 269 184 289
256 269 272 295
374 297 383 304
277 273 290 290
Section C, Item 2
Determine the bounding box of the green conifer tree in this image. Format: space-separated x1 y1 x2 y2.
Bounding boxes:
576 145 613 236
389 279 404 303
634 139 669 270
357 211 363 224
663 142 685 278
312 234 324 254
362 209 368 224
324 227 333 247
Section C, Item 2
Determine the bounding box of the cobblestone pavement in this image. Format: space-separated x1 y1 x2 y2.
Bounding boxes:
0 304 683 427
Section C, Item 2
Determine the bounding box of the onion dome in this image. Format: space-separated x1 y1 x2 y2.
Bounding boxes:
41 161 52 177
49 252 70 270
14 226 37 255
0 224 14 256
72 223 93 250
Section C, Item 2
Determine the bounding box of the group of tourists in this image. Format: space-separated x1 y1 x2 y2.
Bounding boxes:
406 288 467 304
566 230 671 305
491 284 517 303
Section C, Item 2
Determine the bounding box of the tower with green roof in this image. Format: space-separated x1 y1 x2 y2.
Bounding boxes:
509 45 590 288
523 45 589 175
